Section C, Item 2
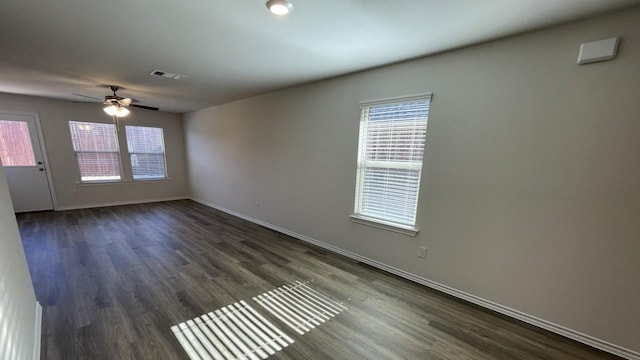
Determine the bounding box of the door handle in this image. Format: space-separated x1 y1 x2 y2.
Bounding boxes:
39 168 45 171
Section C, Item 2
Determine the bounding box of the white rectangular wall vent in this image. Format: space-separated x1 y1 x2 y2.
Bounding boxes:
150 69 188 80
577 37 620 65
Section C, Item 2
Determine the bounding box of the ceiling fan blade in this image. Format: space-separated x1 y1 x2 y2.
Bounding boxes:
72 93 102 101
130 104 159 111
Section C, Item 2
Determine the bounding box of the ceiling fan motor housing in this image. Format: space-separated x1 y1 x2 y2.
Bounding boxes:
105 95 125 103
104 86 131 106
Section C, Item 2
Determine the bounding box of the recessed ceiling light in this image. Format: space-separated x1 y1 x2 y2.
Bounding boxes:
266 0 293 16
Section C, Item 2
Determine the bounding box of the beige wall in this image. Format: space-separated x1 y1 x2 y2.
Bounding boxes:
185 7 640 355
0 164 38 359
0 93 189 209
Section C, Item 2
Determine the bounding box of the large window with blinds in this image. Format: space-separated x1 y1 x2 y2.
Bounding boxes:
352 94 432 233
125 125 167 180
69 121 122 182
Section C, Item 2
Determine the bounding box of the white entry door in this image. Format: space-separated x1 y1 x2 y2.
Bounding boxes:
0 112 54 212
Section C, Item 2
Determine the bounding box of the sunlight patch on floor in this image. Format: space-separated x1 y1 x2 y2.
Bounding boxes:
253 280 348 335
171 300 293 360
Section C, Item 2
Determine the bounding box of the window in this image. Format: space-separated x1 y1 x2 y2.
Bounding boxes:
69 121 122 182
352 94 432 234
125 126 167 180
0 120 36 166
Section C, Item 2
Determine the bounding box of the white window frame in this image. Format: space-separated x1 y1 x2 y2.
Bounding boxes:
351 93 432 236
69 121 123 183
125 125 168 181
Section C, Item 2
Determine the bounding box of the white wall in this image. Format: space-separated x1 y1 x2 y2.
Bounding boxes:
0 164 39 360
0 93 189 209
185 6 640 356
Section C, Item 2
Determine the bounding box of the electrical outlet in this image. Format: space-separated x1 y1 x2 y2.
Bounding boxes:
255 201 260 209
418 246 427 259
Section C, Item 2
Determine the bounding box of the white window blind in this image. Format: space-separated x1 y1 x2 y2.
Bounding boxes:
69 121 122 182
354 94 431 228
125 126 167 180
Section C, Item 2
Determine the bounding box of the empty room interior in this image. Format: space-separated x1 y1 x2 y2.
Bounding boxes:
1 1 639 359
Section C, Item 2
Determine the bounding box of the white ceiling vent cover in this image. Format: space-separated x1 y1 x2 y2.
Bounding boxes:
150 70 188 80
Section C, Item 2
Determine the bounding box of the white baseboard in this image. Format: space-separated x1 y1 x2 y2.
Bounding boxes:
33 302 42 360
55 196 189 211
192 198 639 360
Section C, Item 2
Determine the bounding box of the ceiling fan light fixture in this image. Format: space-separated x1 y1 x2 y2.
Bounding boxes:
117 106 130 117
266 0 292 15
103 104 130 117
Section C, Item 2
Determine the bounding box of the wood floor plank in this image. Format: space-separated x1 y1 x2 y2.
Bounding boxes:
17 200 621 359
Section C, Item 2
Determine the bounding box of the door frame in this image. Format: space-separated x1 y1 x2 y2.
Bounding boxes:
0 110 57 210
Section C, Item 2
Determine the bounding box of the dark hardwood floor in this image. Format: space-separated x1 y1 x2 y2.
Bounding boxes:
17 200 619 359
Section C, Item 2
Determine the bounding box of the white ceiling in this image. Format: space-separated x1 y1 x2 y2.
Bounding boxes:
0 0 638 113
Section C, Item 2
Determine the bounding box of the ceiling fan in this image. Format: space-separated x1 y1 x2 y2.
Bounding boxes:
73 85 159 117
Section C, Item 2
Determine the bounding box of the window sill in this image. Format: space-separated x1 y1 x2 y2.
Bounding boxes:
76 178 170 186
349 214 418 236
131 178 171 183
77 181 124 186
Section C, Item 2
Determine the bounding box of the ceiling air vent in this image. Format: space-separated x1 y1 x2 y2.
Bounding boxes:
150 70 188 80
